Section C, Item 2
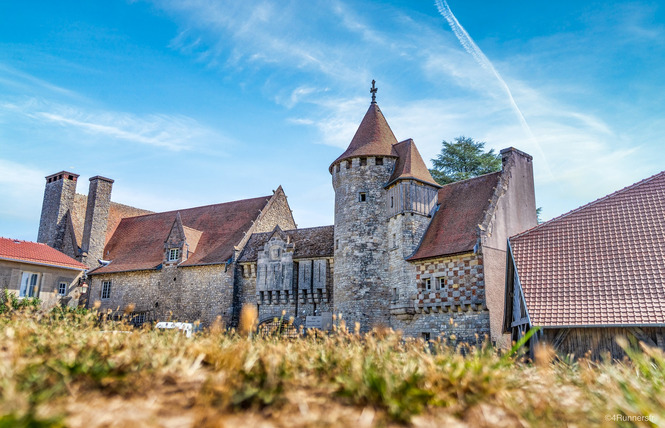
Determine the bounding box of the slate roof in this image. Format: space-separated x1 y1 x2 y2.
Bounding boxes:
386 139 440 188
89 195 273 274
329 103 398 172
238 226 334 262
510 171 665 327
409 172 501 261
0 237 87 270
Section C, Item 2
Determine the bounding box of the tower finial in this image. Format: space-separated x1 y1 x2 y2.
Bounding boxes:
370 79 377 104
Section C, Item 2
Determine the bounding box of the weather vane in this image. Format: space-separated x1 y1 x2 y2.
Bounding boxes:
370 79 377 103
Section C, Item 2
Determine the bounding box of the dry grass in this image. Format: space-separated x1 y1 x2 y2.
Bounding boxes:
0 307 664 427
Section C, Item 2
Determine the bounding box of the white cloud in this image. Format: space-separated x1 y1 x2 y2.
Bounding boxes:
1 97 223 151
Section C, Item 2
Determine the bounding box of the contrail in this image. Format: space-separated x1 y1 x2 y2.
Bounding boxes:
435 0 551 174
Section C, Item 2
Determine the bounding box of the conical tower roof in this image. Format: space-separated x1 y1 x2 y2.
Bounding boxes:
329 102 398 172
386 139 441 188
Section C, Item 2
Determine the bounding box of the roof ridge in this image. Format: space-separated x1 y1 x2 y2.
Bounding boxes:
127 194 273 220
439 170 501 188
511 169 665 240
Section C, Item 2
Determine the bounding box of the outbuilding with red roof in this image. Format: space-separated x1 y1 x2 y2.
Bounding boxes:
0 237 87 309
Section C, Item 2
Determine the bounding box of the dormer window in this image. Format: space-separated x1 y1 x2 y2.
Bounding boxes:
168 248 180 262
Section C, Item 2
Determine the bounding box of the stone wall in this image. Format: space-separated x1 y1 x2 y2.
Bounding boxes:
89 263 236 326
238 257 334 329
391 252 490 342
332 156 395 331
394 310 491 344
386 211 432 317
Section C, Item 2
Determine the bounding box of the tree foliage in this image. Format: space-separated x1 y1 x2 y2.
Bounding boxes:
429 136 501 185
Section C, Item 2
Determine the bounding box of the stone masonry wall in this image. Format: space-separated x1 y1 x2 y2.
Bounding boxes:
332 156 395 332
89 263 235 326
238 258 334 329
391 252 490 343
387 211 432 317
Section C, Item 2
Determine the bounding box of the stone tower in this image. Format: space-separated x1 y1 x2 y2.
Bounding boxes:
384 139 441 316
37 171 79 252
80 176 114 266
330 82 398 331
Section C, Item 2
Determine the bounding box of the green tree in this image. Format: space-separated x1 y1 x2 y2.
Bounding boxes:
429 136 501 185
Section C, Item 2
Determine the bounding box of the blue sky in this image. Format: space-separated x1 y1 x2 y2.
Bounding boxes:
1 0 664 241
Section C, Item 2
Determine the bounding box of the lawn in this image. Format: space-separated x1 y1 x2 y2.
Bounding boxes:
0 303 663 427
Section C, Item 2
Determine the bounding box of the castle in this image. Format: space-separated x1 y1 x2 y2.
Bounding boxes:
37 87 537 342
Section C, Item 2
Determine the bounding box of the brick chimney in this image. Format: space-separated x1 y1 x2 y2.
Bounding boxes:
37 171 79 251
80 176 114 267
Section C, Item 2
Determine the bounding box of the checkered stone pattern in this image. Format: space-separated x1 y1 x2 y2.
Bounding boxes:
414 253 485 312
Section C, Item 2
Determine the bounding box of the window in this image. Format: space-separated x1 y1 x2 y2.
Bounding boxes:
390 196 394 208
132 313 146 326
438 277 445 290
424 278 431 291
336 163 340 172
392 288 398 302
346 160 351 169
58 282 67 296
375 157 383 165
19 272 40 298
360 157 367 166
422 332 431 342
335 239 339 250
101 280 112 300
168 248 180 262
359 192 367 202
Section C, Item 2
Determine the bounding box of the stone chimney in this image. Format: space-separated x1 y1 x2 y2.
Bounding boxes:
80 176 114 267
37 171 79 251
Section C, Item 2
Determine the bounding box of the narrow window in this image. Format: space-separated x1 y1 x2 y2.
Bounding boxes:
101 280 112 300
422 332 431 342
359 192 367 202
336 163 340 173
393 288 398 302
392 234 396 247
335 239 339 250
425 278 431 291
168 248 180 262
346 160 351 169
58 282 67 296
438 277 445 290
360 157 367 166
390 196 394 208
375 157 383 165
260 291 265 304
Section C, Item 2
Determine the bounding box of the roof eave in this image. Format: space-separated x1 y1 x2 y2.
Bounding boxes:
0 255 86 271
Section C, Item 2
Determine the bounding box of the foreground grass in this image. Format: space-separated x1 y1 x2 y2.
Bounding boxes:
0 309 664 427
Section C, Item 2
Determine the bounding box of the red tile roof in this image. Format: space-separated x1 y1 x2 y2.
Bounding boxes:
387 139 440 188
0 237 87 270
409 172 501 261
90 195 273 274
510 171 665 327
329 103 398 172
